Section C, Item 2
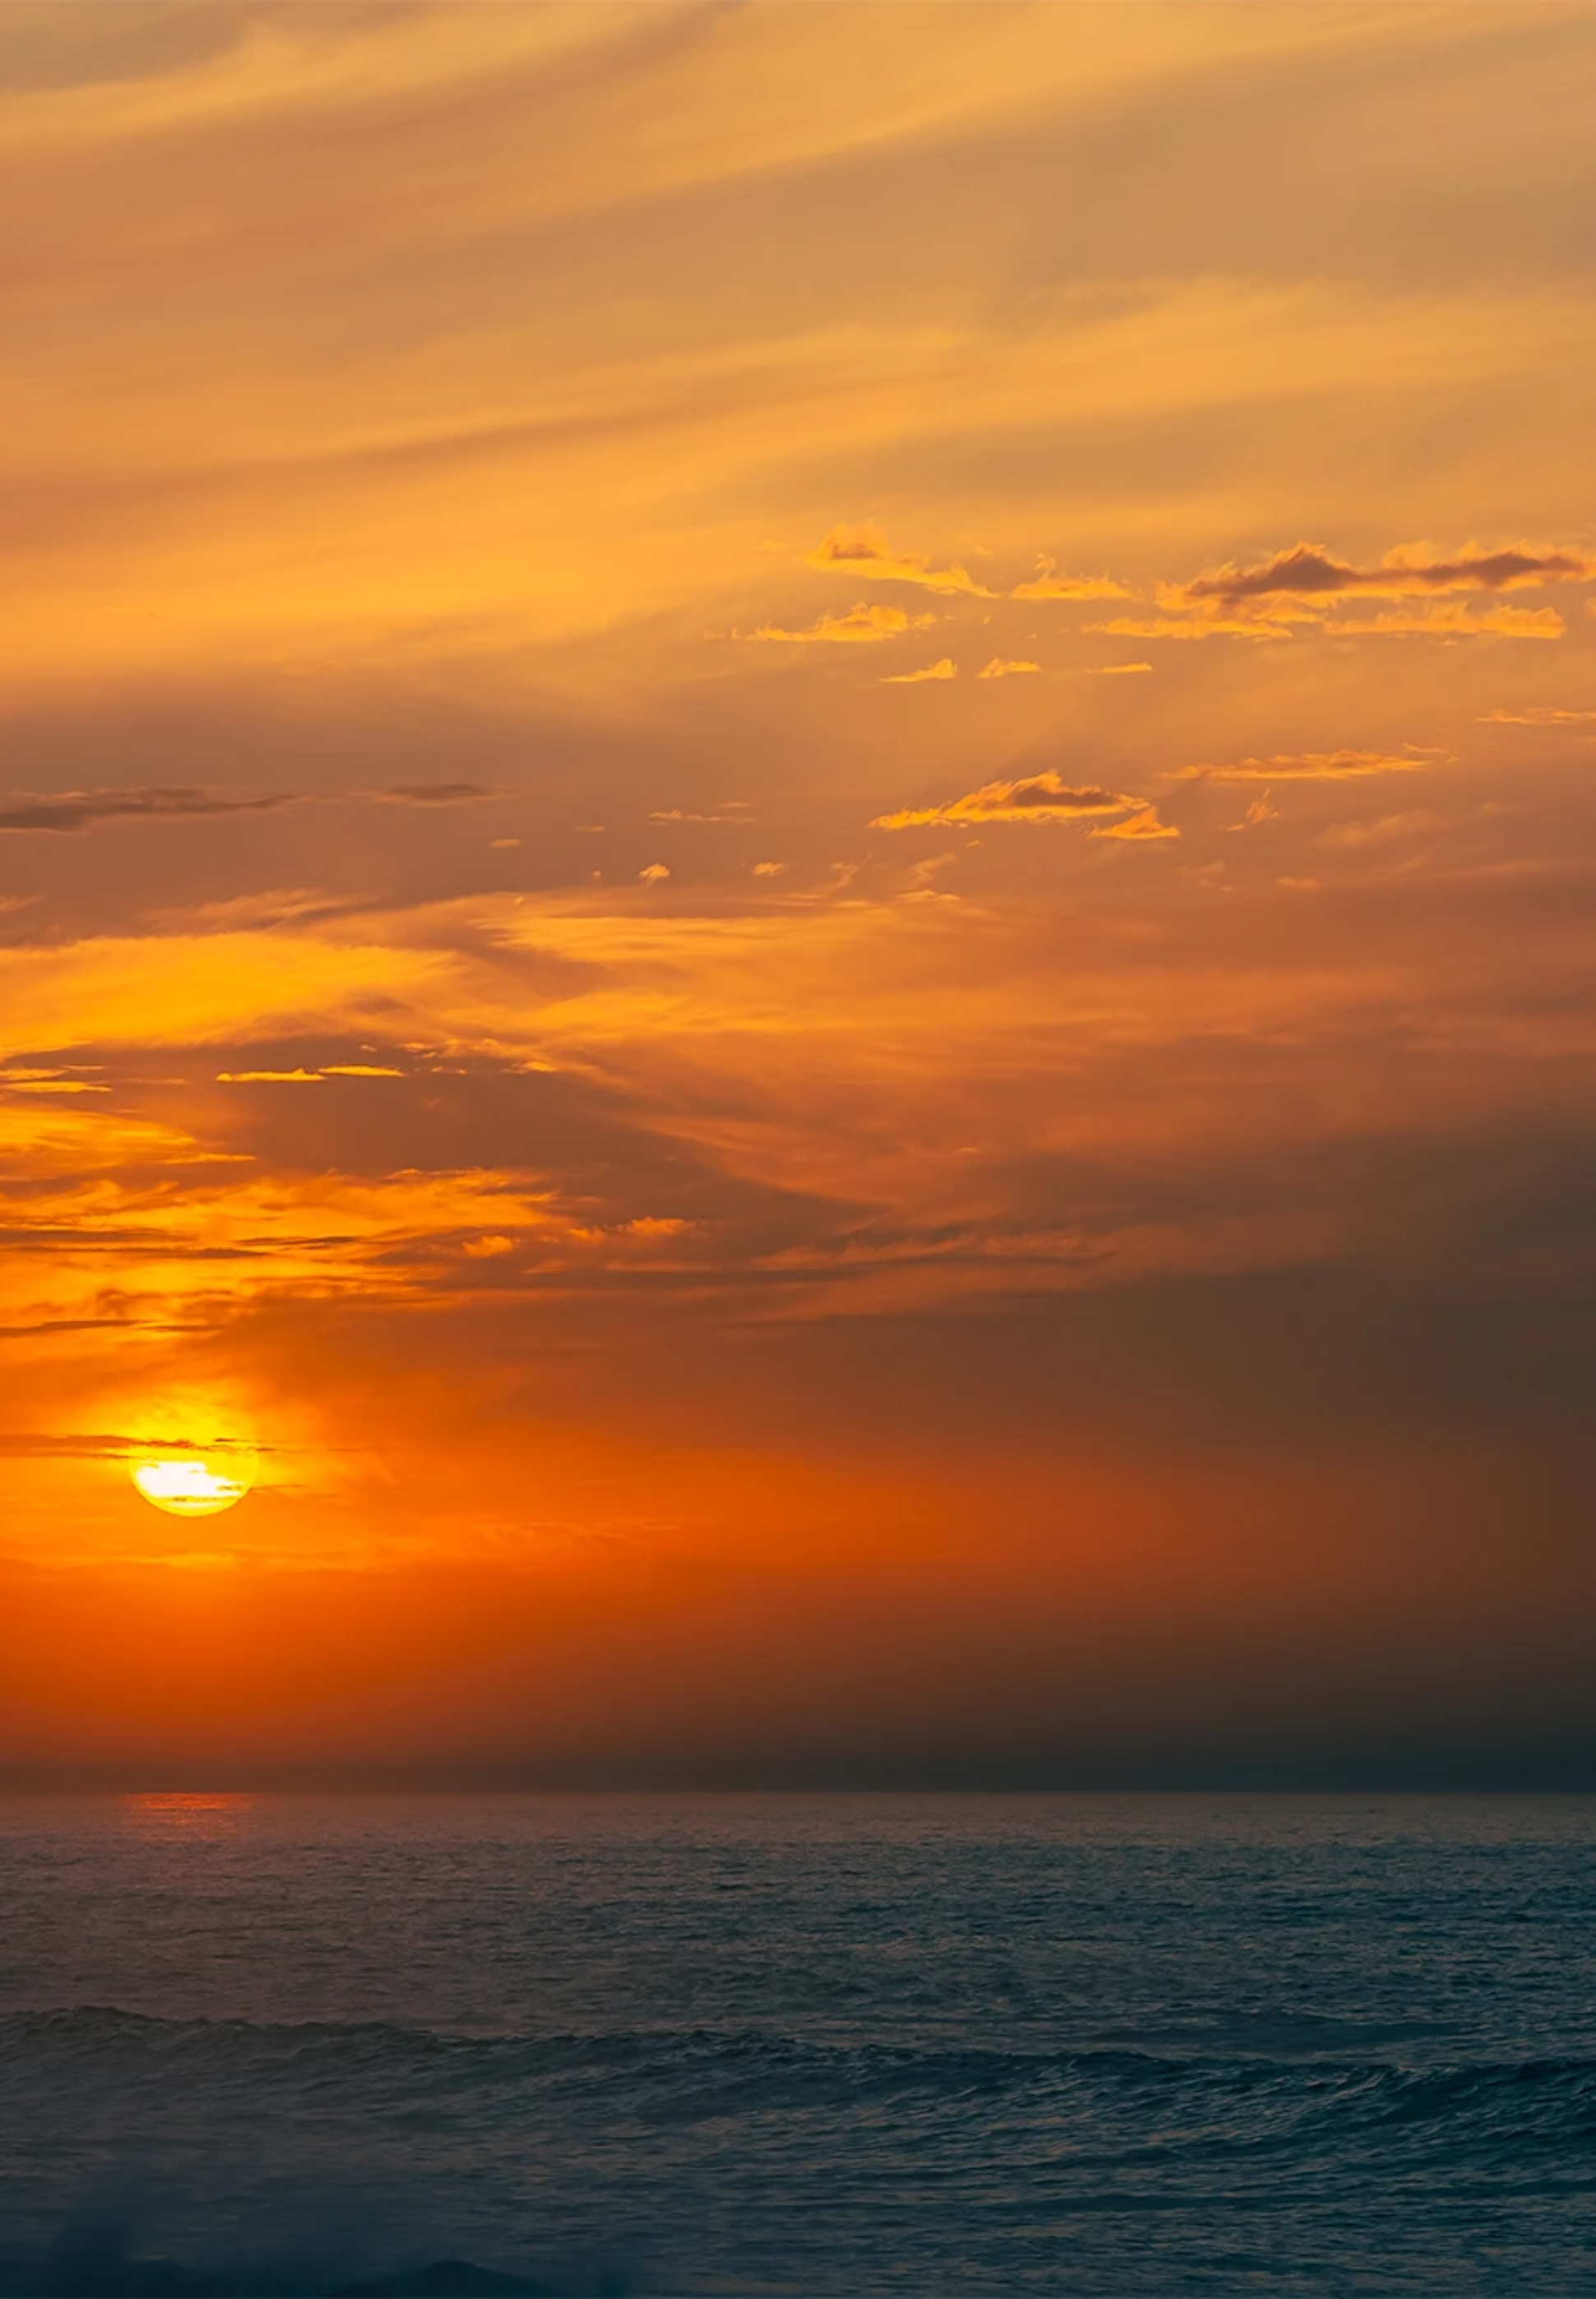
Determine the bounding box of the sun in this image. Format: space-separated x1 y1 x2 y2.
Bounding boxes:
130 1444 257 1517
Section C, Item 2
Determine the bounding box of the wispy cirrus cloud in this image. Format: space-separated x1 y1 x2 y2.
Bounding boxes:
804 523 993 597
1009 555 1128 601
882 657 957 684
976 657 1040 680
747 602 935 644
1333 604 1565 640
873 771 1139 829
1312 810 1446 853
1479 705 1596 725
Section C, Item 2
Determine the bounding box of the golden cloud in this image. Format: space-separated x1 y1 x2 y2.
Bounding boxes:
216 1068 323 1084
804 523 992 597
216 1064 405 1084
882 657 958 683
1090 807 1180 842
0 931 453 1062
873 771 1136 829
1088 614 1293 643
747 602 936 644
976 658 1041 680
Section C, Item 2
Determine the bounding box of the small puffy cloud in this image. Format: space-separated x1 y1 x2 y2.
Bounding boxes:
1091 806 1179 842
976 658 1041 680
882 657 957 684
1170 750 1430 783
804 523 992 597
1009 555 1128 601
1479 705 1596 725
1227 797 1279 831
638 862 670 884
747 602 935 644
752 861 784 876
489 837 522 849
873 770 1136 829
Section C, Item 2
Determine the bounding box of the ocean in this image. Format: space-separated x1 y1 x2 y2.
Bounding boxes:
0 1793 1592 2296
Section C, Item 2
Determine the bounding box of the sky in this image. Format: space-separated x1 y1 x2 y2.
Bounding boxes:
3 0 1595 1785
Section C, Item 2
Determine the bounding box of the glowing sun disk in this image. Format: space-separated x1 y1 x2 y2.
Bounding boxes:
131 1456 253 1517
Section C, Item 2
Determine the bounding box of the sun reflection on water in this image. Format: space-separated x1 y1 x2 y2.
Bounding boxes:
123 1791 254 1836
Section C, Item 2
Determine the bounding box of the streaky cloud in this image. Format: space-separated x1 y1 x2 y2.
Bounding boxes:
1169 751 1433 784
1182 540 1594 608
0 783 495 835
0 787 298 836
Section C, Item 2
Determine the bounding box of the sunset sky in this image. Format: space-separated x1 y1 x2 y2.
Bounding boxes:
4 0 1595 1783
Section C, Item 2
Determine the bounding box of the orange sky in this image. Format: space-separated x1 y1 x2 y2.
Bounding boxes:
3 2 1595 1782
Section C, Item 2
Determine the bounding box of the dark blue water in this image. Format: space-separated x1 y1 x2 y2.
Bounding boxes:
1 1795 1593 2295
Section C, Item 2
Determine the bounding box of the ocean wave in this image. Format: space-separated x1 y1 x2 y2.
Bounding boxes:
7 2008 1594 2295
0 2227 576 2299
6 2004 1595 2134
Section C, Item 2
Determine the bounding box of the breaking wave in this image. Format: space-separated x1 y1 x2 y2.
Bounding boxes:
4 2007 1596 2294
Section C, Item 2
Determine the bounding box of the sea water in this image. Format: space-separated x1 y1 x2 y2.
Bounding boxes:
0 1794 1592 2295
